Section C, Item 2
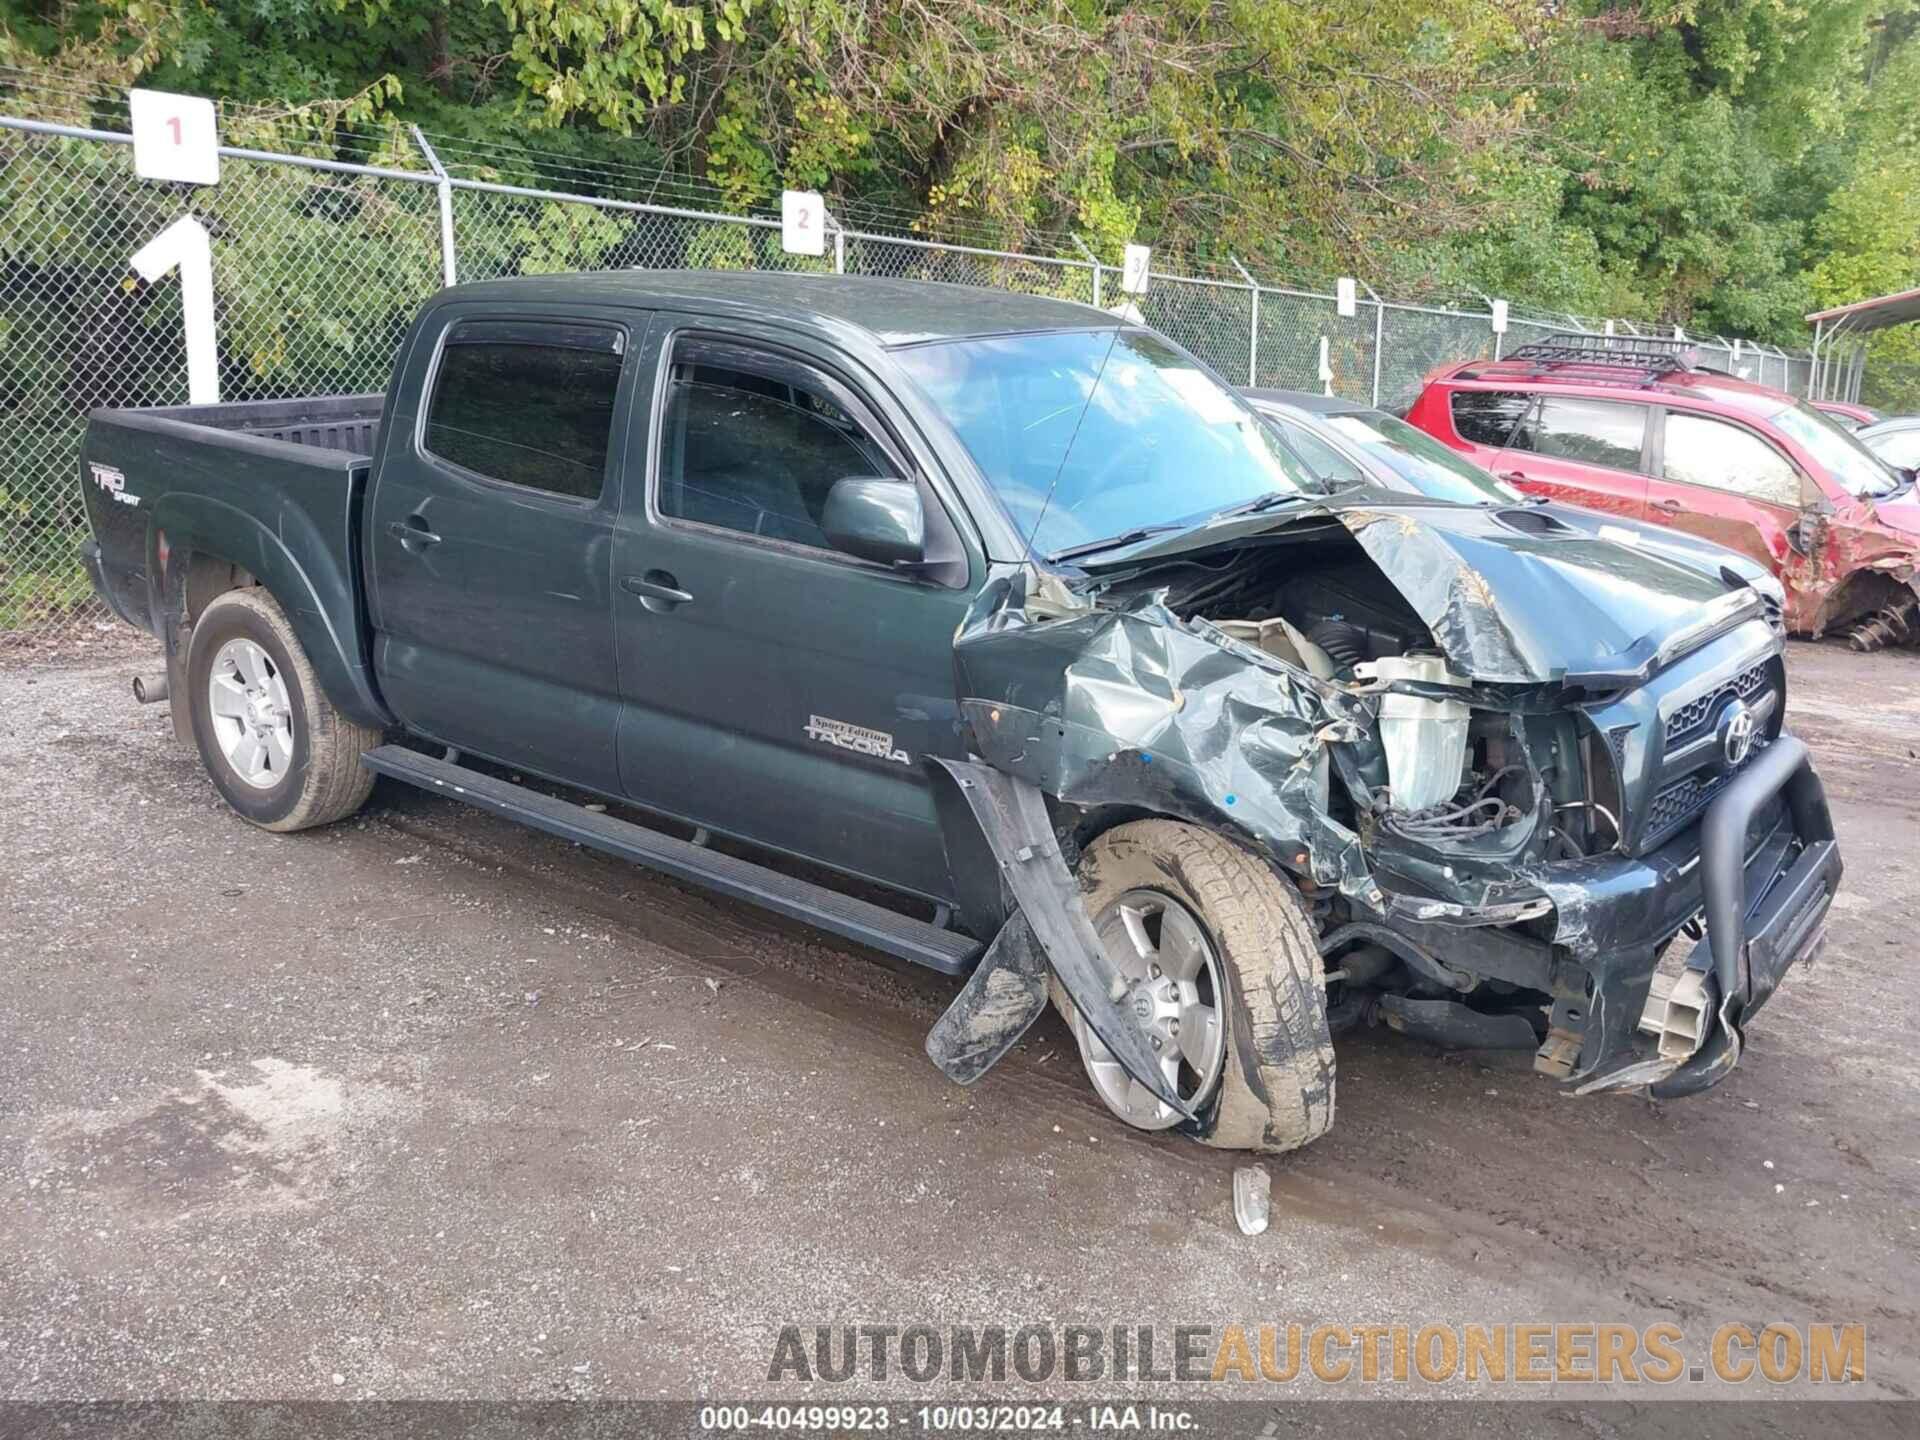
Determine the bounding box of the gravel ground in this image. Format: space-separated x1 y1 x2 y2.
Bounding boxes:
1 638 1916 1408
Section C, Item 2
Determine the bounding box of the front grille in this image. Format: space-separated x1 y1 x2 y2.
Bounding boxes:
1635 656 1782 853
1642 743 1767 848
1664 661 1770 748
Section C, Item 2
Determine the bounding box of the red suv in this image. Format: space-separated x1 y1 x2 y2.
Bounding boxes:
1405 336 1920 640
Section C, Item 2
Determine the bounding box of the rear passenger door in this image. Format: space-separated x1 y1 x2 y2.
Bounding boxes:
367 308 645 794
1494 395 1651 519
610 322 978 901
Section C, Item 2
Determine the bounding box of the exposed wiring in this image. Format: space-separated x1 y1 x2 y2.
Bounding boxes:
1383 765 1526 841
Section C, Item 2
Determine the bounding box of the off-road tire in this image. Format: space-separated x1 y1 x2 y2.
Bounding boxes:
186 587 379 832
1058 819 1336 1153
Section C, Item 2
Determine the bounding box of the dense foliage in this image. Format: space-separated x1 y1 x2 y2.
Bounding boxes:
5 1 1920 370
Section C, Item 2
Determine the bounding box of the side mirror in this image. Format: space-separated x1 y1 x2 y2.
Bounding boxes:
822 477 926 567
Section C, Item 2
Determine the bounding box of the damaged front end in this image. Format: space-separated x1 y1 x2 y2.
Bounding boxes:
927 495 1842 1111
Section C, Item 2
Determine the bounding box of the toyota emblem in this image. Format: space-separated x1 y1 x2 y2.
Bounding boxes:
1717 700 1757 768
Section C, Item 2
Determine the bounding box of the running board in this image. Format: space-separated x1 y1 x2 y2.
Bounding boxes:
361 745 981 975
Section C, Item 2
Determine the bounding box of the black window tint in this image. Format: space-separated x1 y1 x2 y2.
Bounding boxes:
1528 397 1646 471
659 356 898 548
1662 413 1801 507
425 323 623 499
1450 390 1532 447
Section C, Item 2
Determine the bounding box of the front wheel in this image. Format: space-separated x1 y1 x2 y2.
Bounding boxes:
1055 820 1336 1154
185 587 379 832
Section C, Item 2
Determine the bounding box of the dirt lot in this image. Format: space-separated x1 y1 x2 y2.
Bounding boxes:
1 638 1916 1407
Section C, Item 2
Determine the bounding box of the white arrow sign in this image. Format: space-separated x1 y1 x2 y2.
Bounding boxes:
131 216 219 405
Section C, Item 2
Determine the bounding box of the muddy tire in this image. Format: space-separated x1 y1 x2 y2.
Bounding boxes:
185 588 379 832
1055 819 1336 1154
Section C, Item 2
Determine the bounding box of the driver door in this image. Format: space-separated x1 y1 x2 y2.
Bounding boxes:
611 320 978 900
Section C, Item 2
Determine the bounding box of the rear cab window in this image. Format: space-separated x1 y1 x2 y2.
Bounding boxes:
423 319 626 500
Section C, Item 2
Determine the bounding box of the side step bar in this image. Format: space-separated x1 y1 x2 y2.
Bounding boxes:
361 745 981 975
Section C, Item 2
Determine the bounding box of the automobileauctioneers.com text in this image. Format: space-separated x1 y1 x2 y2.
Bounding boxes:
767 1322 1865 1387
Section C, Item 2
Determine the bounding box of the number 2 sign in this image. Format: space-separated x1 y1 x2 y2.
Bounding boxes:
129 88 220 186
782 189 825 258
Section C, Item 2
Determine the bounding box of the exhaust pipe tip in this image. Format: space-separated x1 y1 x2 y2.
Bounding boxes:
132 672 168 705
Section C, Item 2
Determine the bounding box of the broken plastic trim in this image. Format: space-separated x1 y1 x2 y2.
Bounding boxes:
924 907 1051 1086
928 757 1194 1118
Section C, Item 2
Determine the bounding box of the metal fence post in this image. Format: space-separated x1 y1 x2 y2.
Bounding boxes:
1069 234 1102 309
1230 256 1259 387
1472 291 1502 360
411 125 457 286
1358 279 1385 408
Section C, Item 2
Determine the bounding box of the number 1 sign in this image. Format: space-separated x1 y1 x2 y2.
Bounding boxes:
129 89 220 187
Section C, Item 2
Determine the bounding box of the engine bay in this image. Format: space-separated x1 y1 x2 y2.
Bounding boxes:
1096 527 1620 863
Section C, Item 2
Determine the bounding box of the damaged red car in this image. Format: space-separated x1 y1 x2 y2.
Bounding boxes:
1405 335 1920 646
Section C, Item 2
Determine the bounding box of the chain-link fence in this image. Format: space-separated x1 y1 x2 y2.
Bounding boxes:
0 105 1830 651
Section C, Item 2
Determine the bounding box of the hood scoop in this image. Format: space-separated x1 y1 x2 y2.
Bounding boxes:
1491 505 1579 538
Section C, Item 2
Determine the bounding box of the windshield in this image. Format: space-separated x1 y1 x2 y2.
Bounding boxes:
1772 401 1902 498
1319 410 1520 504
894 328 1318 558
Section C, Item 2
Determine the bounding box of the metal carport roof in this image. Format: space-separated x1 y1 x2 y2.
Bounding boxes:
1802 287 1920 401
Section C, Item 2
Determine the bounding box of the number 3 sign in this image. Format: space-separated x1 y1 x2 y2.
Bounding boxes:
129 88 220 186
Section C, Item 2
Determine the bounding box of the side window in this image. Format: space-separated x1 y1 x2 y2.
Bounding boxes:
657 345 901 549
1270 416 1368 486
1522 397 1647 471
1450 390 1532 447
424 321 624 499
1662 412 1802 507
1869 428 1920 470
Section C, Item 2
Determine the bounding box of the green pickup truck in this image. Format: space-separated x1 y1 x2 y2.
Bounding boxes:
79 271 1842 1153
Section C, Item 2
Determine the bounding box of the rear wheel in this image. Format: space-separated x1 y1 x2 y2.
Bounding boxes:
1056 820 1336 1153
186 588 379 831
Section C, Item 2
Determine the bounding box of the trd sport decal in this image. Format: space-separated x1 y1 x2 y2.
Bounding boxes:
89 462 141 507
805 714 911 765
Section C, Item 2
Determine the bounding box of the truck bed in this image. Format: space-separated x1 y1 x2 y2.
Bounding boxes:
122 394 385 459
78 393 386 652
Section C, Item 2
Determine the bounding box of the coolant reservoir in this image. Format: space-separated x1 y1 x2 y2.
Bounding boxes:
1355 654 1470 812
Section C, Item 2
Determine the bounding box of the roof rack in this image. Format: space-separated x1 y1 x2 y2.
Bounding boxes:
1503 332 1701 377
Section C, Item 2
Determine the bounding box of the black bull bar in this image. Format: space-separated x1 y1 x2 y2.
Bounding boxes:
1651 736 1842 1099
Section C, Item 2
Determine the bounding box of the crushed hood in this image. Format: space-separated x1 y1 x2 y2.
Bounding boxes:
1082 494 1758 686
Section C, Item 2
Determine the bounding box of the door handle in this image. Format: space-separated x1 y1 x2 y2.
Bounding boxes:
1498 470 1529 483
387 516 441 549
622 571 694 611
1650 498 1684 515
